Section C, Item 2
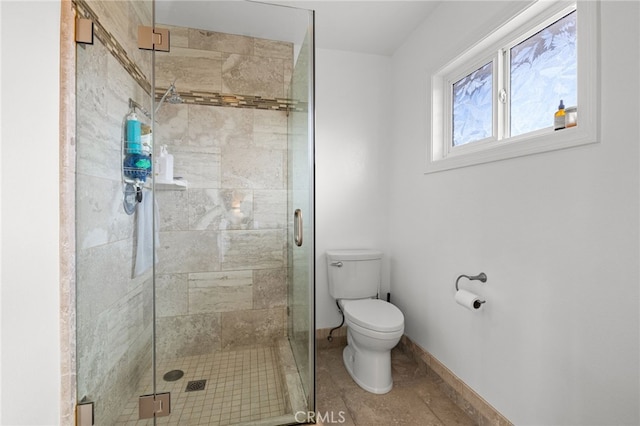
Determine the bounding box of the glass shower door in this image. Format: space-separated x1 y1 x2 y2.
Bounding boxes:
74 0 155 424
287 11 316 412
75 0 315 423
151 1 315 424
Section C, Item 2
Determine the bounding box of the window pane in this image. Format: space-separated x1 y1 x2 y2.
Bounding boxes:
453 62 493 147
510 10 577 136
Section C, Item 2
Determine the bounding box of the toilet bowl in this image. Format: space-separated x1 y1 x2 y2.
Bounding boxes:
326 249 405 394
340 298 404 394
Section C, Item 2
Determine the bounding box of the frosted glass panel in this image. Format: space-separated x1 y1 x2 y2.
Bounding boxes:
453 62 493 147
510 10 577 136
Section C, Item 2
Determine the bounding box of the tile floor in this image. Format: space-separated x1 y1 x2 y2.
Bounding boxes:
116 346 287 425
316 344 476 426
113 341 473 425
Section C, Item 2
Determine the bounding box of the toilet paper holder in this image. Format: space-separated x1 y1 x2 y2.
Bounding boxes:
455 273 487 305
455 272 487 291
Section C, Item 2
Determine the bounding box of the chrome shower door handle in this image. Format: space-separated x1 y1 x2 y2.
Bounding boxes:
294 209 303 247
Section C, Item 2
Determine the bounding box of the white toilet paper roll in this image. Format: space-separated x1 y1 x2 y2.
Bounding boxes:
455 289 483 310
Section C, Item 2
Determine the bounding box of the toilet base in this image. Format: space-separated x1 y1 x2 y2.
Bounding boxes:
342 343 393 394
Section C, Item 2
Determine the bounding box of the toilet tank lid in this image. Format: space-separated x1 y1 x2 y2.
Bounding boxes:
326 249 383 261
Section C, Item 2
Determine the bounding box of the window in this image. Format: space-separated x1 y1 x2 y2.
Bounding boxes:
509 10 576 137
428 1 599 173
453 62 493 147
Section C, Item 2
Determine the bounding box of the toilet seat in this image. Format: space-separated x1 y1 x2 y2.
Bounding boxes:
346 319 404 341
341 299 404 333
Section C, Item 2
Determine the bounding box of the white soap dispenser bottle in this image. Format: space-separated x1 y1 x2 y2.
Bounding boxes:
158 145 174 182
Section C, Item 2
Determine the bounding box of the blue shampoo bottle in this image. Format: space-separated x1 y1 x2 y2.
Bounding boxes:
126 112 142 153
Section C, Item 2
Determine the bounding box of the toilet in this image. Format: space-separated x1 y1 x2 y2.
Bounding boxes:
326 249 405 394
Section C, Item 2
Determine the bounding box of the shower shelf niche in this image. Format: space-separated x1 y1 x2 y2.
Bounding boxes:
154 179 188 191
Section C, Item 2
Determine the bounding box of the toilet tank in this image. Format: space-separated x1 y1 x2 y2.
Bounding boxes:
326 249 383 299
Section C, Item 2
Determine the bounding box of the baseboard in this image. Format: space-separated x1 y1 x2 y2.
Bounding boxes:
398 335 513 426
315 326 347 350
315 328 512 426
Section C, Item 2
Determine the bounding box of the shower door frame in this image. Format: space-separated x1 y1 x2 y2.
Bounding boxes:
68 0 317 422
285 8 317 415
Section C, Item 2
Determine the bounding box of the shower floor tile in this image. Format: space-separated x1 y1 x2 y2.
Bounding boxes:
116 346 287 425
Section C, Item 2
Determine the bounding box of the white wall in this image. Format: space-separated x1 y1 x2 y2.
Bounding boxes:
0 1 62 424
388 1 639 425
315 48 392 329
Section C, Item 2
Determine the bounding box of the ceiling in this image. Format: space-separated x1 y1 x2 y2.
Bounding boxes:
268 1 440 56
155 1 440 56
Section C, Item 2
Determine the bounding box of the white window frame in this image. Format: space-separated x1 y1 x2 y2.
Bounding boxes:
446 57 499 154
427 0 600 174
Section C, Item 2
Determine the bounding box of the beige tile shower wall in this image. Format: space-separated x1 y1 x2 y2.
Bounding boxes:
84 0 152 79
74 1 153 424
154 25 292 359
156 25 292 98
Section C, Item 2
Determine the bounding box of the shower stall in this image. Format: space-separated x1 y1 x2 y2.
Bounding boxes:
74 0 314 424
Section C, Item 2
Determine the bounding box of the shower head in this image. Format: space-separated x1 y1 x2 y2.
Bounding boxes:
167 85 183 104
156 81 183 113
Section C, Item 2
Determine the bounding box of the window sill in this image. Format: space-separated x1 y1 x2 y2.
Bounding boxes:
424 123 599 174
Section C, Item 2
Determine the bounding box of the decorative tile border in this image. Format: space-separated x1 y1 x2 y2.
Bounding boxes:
315 328 513 426
154 88 306 112
73 0 303 112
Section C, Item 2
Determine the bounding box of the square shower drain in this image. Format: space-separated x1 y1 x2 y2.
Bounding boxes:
185 379 206 392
